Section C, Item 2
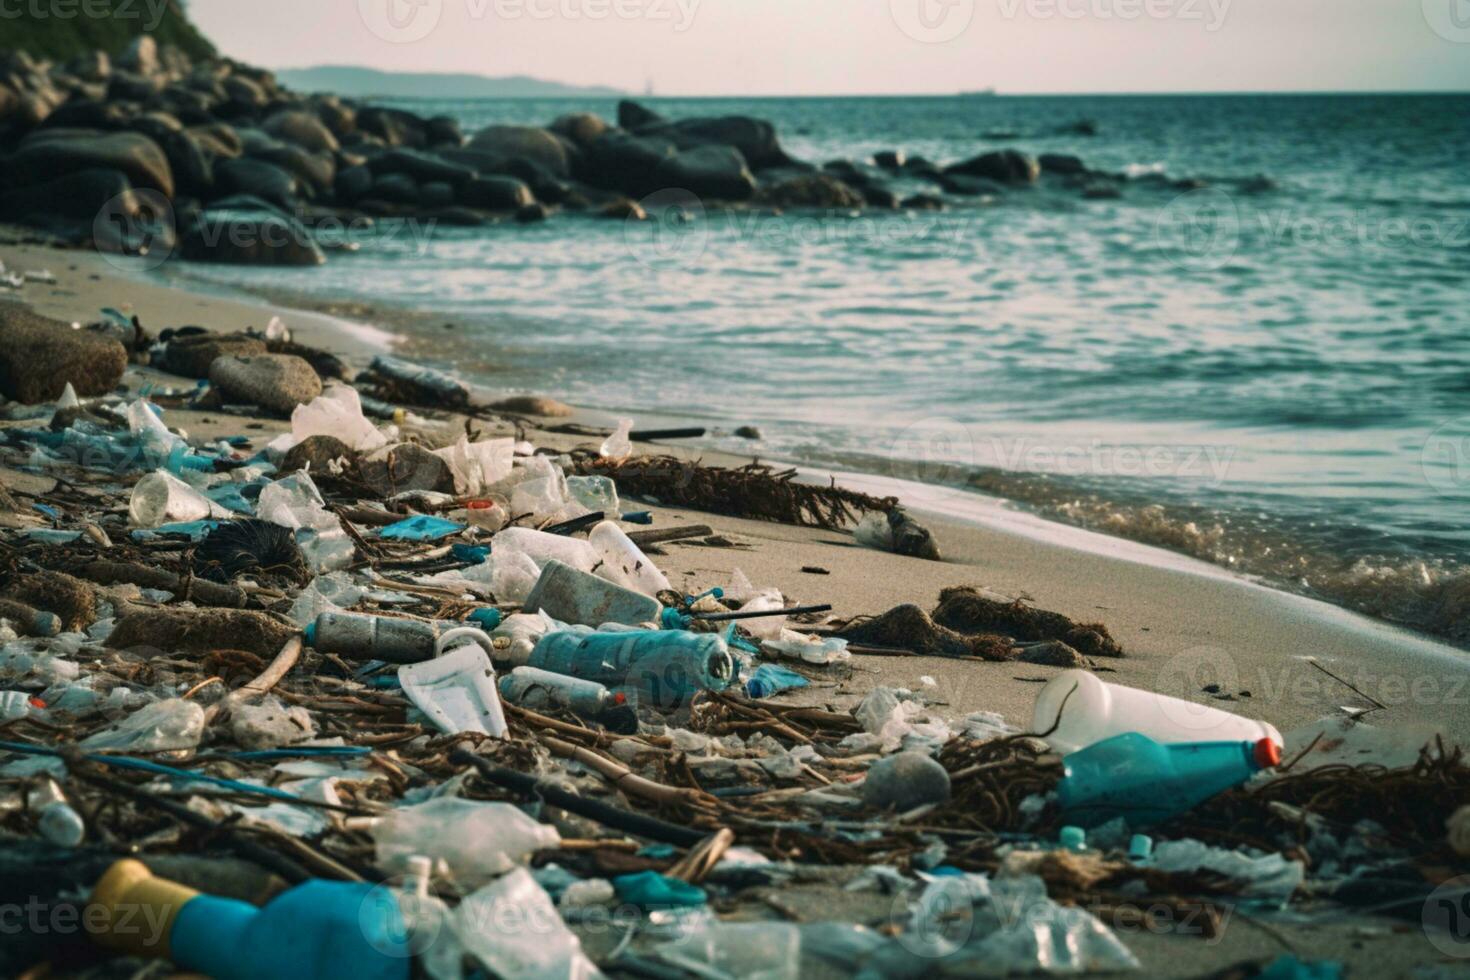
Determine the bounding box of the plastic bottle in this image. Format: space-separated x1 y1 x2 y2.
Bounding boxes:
30 778 85 846
499 665 625 717
744 663 810 699
306 612 456 664
528 629 734 710
1056 732 1282 828
1 690 36 722
589 520 670 595
490 526 598 573
599 418 633 460
463 499 509 532
522 559 663 627
0 601 61 638
1031 668 1283 754
88 859 408 980
373 798 560 886
128 470 228 527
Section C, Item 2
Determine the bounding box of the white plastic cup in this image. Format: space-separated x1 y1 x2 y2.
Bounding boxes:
1032 669 1283 754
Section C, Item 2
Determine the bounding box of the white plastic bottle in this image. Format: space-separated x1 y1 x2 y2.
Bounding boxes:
491 527 598 573
1031 669 1283 754
589 521 670 595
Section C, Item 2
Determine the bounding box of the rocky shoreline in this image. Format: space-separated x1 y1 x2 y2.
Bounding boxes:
0 38 1276 269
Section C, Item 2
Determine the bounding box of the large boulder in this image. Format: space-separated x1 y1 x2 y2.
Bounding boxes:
160 332 268 378
181 207 325 266
638 115 799 170
464 125 570 178
210 354 323 415
367 148 475 186
549 112 610 147
213 157 302 210
356 106 428 148
6 129 174 197
947 149 1039 185
617 99 666 131
249 145 335 195
652 145 756 201
263 110 339 154
0 168 137 224
581 131 677 196
1039 153 1086 176
116 36 160 76
754 174 865 209
458 175 534 210
187 122 243 158
0 308 127 403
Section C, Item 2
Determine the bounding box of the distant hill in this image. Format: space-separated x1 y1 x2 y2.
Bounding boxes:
0 0 214 62
276 66 622 100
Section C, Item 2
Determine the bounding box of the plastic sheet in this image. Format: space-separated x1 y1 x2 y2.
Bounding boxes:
373 798 559 887
449 868 604 980
274 385 388 454
432 435 515 495
80 699 205 753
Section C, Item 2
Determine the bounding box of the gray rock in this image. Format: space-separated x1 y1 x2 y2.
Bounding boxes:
0 168 137 224
367 148 475 186
213 158 301 210
180 210 325 266
754 174 865 209
334 164 374 203
550 112 610 147
465 125 571 177
161 332 268 378
862 752 952 811
263 110 340 153
209 354 323 415
946 149 1039 185
618 99 667 130
356 106 428 148
581 131 677 196
459 175 533 210
358 443 455 496
7 129 175 197
638 114 801 170
370 172 419 205
0 308 128 404
1039 153 1086 176
874 150 906 170
652 145 756 201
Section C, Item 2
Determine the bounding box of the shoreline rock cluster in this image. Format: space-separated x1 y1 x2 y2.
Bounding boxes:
0 39 1273 268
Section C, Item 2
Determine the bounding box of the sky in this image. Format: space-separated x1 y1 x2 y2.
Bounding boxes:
187 0 1470 95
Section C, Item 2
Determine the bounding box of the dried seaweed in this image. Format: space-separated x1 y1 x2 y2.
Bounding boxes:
572 452 894 530
933 585 1126 658
835 603 1018 661
192 519 307 585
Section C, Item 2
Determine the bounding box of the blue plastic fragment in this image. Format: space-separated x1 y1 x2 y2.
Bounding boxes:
620 511 654 525
130 520 221 543
451 543 490 563
32 503 61 521
613 871 707 910
378 515 465 541
466 608 503 630
745 664 809 699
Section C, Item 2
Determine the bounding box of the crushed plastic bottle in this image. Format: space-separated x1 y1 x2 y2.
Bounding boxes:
599 418 634 460
566 475 620 516
491 526 598 573
529 628 735 710
499 665 624 717
80 698 205 753
1032 668 1284 754
522 559 663 627
128 470 231 527
1057 731 1281 828
373 798 560 887
589 520 670 595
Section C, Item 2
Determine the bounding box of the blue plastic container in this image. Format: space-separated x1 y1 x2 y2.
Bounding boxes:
528 629 734 710
1056 731 1281 828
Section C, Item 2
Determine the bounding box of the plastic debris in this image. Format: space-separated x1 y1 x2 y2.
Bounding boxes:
379 515 465 541
373 798 560 887
398 627 507 737
450 868 604 980
522 558 663 627
599 417 633 460
613 870 708 909
745 663 810 698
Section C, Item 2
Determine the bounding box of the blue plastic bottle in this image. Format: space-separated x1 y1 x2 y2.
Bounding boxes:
89 859 408 980
1056 732 1281 828
528 629 734 710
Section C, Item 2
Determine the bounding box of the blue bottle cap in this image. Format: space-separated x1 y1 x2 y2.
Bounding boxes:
1128 834 1153 861
1059 826 1087 852
302 622 317 646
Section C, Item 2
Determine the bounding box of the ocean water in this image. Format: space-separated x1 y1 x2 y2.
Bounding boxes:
170 93 1470 644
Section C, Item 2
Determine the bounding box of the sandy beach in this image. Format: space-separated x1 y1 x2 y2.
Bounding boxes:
4 237 1468 975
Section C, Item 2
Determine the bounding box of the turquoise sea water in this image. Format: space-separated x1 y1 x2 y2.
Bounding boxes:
170 93 1470 643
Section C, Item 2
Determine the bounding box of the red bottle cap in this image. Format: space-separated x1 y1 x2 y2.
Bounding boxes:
1252 738 1282 769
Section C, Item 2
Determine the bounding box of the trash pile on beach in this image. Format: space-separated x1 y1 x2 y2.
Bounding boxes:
0 309 1466 978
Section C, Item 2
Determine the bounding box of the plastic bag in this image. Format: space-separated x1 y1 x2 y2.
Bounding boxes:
374 798 559 887
274 385 387 454
433 436 515 495
450 868 604 980
599 418 633 460
80 698 205 753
